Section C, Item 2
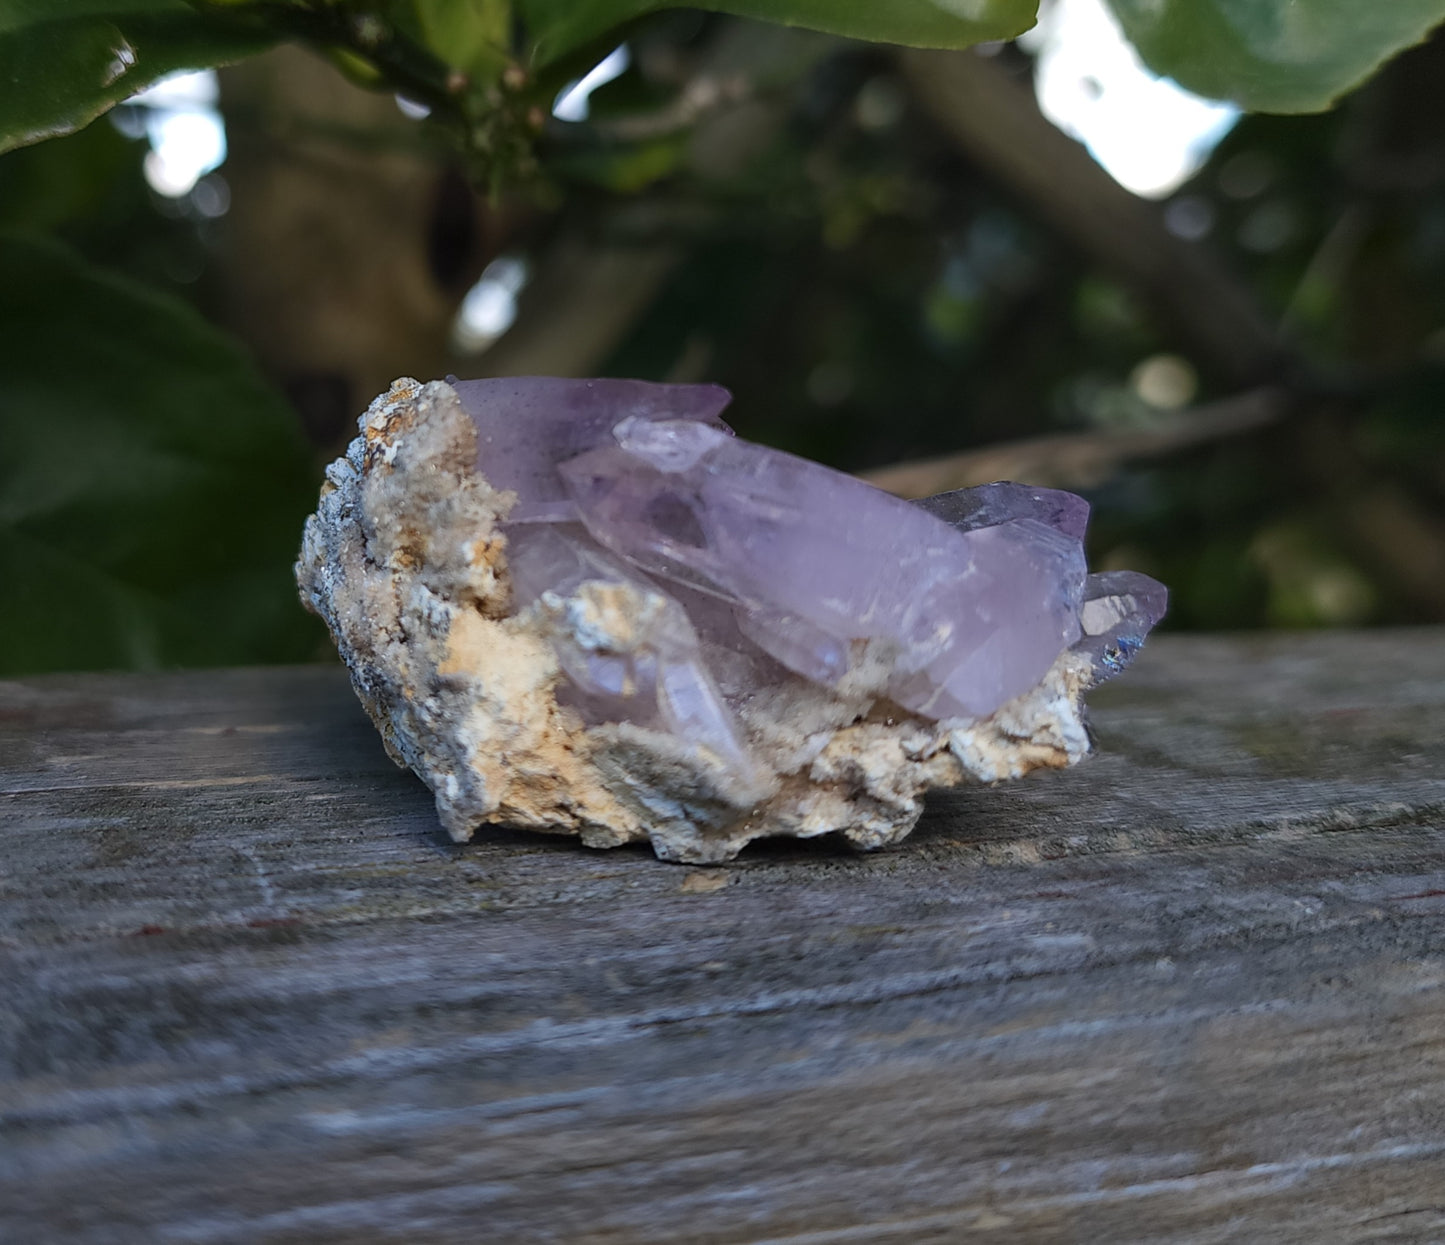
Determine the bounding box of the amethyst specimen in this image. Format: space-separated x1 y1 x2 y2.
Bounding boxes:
298 375 1165 862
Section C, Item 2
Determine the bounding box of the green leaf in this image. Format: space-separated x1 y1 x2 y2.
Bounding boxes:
0 0 274 155
0 233 323 675
1106 0 1445 113
519 0 1038 69
408 0 511 79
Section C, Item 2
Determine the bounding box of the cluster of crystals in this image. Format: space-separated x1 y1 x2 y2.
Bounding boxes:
452 376 1166 768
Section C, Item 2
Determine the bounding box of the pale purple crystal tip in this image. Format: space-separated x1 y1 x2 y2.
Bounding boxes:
1075 570 1168 678
915 481 1090 541
450 376 732 523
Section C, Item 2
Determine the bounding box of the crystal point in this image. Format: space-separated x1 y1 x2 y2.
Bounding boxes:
916 481 1090 540
1074 569 1168 681
450 376 733 522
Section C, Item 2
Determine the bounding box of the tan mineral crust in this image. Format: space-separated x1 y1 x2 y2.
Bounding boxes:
297 377 1096 863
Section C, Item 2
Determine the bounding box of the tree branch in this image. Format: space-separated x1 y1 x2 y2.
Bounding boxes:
860 388 1287 496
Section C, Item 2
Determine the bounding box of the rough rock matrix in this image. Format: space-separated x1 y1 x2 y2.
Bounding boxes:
297 376 1165 863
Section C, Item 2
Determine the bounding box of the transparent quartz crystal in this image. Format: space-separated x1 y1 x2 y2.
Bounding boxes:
1074 570 1169 680
506 523 754 775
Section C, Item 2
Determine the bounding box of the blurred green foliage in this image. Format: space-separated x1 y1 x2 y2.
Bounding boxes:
0 233 321 671
2 0 1445 675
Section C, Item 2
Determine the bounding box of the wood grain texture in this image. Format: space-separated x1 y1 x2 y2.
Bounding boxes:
2 632 1444 1243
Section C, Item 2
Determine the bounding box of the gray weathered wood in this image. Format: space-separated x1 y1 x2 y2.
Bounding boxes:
2 632 1444 1243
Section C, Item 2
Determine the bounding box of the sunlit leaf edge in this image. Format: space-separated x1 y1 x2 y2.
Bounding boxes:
1107 0 1445 114
0 6 274 156
522 0 1039 70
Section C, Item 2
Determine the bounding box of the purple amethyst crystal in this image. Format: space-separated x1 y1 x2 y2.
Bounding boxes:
558 417 1086 719
1074 570 1168 679
462 376 1164 739
505 522 755 777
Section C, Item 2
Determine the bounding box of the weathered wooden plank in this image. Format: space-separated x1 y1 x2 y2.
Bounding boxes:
2 632 1443 1242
